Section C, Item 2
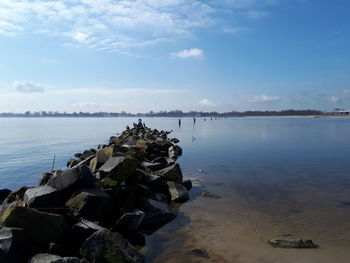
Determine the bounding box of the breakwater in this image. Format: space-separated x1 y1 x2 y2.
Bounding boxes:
0 122 191 262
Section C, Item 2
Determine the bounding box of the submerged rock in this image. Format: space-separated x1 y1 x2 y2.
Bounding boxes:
140 200 177 234
80 229 145 263
201 191 217 198
267 238 318 248
190 248 209 258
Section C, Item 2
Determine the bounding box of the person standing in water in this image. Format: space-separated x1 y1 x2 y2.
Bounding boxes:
178 118 181 127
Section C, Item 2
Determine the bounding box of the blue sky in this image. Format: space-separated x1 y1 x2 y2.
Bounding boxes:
0 0 349 113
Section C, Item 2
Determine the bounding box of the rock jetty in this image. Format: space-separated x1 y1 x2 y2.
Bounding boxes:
0 122 192 262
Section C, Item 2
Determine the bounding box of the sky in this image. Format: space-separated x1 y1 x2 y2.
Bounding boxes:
0 0 350 113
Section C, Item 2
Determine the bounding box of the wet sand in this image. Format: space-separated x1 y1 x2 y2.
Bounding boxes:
142 170 350 263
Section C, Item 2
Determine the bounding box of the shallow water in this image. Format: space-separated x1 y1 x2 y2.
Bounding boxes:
1 117 350 262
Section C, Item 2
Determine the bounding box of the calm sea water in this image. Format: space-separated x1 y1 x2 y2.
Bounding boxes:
1 117 350 262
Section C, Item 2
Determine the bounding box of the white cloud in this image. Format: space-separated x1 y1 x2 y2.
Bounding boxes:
171 48 204 59
222 27 253 34
250 94 280 103
0 0 215 54
50 88 187 96
246 10 270 19
13 81 46 93
0 0 282 54
198 98 215 106
41 58 61 64
330 96 340 104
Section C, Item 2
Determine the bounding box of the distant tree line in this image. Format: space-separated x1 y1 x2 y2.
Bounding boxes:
0 109 322 118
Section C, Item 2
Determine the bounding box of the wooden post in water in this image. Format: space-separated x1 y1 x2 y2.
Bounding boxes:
51 154 56 171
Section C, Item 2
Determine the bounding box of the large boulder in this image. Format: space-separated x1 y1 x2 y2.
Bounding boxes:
0 206 67 253
29 253 81 263
98 157 136 184
65 188 115 226
111 209 145 235
47 165 95 191
0 227 26 262
139 200 177 234
24 185 66 208
166 181 189 203
70 219 104 249
155 164 183 183
80 229 145 263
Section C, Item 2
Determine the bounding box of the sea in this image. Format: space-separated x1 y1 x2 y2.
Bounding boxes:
1 117 350 262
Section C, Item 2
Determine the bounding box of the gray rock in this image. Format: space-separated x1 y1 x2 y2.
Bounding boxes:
112 209 145 234
182 180 192 191
167 181 189 203
156 164 183 183
80 229 145 263
47 165 95 191
24 185 65 208
140 200 177 234
65 188 115 225
0 227 25 263
99 157 136 184
0 206 67 253
267 238 317 248
29 253 81 263
0 189 11 204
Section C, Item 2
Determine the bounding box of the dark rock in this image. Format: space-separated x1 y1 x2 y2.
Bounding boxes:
80 149 96 160
70 219 104 250
126 232 145 248
168 145 182 161
29 253 81 263
201 191 217 198
38 172 54 186
182 180 192 191
167 182 189 203
156 164 183 183
80 229 145 263
65 188 115 226
190 248 209 258
150 193 168 203
139 200 177 234
0 206 67 253
0 227 26 263
47 165 95 191
24 185 66 208
74 153 82 158
111 209 145 234
0 189 11 204
170 138 180 143
67 158 80 168
99 157 136 184
267 238 318 248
